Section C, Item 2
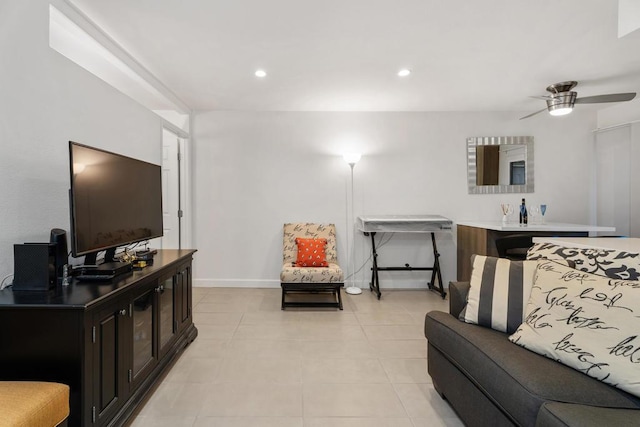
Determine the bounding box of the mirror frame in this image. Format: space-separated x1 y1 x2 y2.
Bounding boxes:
467 136 534 194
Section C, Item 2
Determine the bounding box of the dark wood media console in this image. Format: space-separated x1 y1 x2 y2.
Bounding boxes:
0 249 198 427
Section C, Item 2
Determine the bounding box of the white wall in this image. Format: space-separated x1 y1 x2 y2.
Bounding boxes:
594 126 631 236
597 102 640 130
593 122 640 238
596 101 640 237
631 124 640 237
0 1 163 278
192 110 597 289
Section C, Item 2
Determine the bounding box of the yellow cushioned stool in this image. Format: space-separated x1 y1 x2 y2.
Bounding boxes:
0 382 69 427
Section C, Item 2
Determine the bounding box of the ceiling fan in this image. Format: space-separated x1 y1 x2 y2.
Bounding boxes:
520 81 636 120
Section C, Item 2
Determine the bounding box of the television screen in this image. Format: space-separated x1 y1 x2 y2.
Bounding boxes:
69 142 163 261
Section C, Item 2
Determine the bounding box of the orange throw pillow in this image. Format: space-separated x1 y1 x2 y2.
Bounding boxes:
295 238 329 267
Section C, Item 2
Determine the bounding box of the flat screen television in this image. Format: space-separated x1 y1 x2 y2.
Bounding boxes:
68 141 163 266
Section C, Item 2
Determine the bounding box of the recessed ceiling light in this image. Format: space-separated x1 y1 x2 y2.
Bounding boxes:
255 69 267 78
397 69 411 77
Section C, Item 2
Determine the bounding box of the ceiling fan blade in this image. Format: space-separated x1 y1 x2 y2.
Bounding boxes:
575 93 636 104
519 107 548 120
529 95 553 100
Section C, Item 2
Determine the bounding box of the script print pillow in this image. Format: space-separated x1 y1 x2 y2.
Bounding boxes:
527 242 640 281
461 255 541 334
509 260 640 398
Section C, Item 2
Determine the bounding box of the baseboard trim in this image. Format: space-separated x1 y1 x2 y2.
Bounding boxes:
193 279 280 288
193 278 448 290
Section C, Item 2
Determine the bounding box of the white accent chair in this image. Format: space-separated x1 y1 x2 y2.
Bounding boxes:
280 223 344 310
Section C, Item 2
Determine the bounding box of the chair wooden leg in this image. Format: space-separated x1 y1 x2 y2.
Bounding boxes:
281 286 286 310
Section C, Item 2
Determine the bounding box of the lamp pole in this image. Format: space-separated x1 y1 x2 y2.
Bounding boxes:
343 153 362 295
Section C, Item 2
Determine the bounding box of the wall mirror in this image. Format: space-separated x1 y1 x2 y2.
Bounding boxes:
467 136 534 194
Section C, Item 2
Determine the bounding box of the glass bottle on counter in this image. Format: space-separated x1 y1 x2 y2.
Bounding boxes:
519 198 528 225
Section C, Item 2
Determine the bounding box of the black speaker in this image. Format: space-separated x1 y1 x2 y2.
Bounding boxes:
50 228 68 279
13 243 57 291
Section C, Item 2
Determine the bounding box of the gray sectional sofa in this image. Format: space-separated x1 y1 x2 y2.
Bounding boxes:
424 281 640 427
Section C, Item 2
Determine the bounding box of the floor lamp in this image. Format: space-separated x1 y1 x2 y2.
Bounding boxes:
343 153 362 295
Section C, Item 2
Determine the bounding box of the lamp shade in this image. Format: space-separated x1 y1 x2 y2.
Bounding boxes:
343 152 361 165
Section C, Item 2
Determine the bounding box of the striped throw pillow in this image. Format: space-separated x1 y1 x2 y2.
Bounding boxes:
461 255 539 334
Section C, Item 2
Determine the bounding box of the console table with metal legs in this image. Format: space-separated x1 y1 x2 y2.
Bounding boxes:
357 215 453 300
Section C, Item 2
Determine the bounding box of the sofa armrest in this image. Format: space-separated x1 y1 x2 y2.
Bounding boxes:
449 281 470 318
536 402 640 427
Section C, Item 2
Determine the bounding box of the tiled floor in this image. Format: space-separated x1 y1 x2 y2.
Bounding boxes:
129 287 464 427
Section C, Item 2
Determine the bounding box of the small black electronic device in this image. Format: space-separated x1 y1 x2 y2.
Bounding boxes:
13 243 57 291
135 250 156 261
136 247 157 254
50 228 68 280
76 261 133 277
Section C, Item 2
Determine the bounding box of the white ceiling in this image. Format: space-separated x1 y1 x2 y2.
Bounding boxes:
68 0 640 113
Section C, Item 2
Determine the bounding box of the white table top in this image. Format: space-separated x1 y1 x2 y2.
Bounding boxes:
457 220 616 233
532 237 640 252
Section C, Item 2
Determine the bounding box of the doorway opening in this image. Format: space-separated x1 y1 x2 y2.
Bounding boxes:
161 128 187 249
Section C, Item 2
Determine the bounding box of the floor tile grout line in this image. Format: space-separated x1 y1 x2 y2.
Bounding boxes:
134 288 457 425
391 381 416 420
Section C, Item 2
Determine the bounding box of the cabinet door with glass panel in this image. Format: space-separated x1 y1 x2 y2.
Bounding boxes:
158 270 178 358
176 262 192 333
130 281 159 392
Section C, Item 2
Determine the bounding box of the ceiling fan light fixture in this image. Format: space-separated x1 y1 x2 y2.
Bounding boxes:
549 106 573 116
546 92 576 116
521 81 636 120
